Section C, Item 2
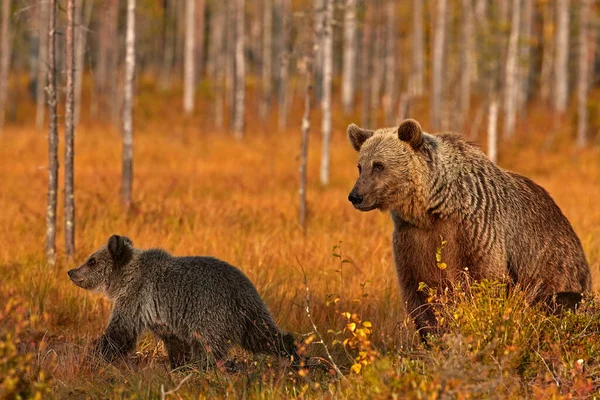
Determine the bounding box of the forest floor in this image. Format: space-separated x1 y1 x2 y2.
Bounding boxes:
1 102 600 398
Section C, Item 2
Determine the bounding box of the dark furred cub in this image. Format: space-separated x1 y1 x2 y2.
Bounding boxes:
347 119 592 341
68 235 299 370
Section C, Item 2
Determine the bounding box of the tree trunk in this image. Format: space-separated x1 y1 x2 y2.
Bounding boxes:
459 0 474 131
260 0 272 120
0 0 10 132
299 56 314 230
370 3 385 120
36 0 48 130
341 0 356 114
319 0 333 186
554 0 569 113
313 0 324 101
195 0 205 77
46 0 58 265
430 0 447 130
225 2 235 122
278 0 290 131
233 0 245 138
65 0 76 259
517 0 533 112
540 2 554 105
159 0 175 89
577 0 591 148
74 0 93 126
410 0 424 97
184 0 196 114
122 0 135 208
503 0 521 138
487 97 498 164
361 3 372 128
383 0 396 125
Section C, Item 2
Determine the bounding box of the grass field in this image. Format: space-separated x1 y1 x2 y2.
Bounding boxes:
1 98 600 398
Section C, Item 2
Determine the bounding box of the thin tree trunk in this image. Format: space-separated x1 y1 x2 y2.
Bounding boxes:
65 0 76 259
260 0 272 120
370 3 385 119
487 97 498 164
122 0 135 207
0 0 10 132
36 0 48 130
184 0 196 113
207 2 225 79
46 0 58 265
313 0 324 101
383 0 396 125
233 0 245 137
225 2 235 122
74 0 93 126
517 0 533 112
430 0 447 130
554 0 569 113
459 0 474 131
503 0 521 138
410 0 424 97
278 0 290 131
319 0 333 186
299 56 314 230
159 0 175 89
361 3 372 128
195 0 205 77
540 2 554 105
341 0 356 114
577 0 591 148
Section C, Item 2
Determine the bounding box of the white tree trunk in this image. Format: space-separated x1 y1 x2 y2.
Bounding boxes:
577 0 591 148
487 98 498 164
0 0 10 132
36 0 48 130
46 0 58 265
554 0 569 112
430 0 447 130
233 0 245 137
65 0 76 258
299 54 314 230
410 0 424 97
122 0 136 208
319 0 333 186
260 0 272 120
383 0 396 125
183 0 196 114
460 0 474 130
503 0 521 138
341 0 356 114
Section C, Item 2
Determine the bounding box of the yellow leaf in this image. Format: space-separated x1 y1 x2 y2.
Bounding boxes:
362 321 372 328
438 262 447 270
347 322 357 332
351 363 362 374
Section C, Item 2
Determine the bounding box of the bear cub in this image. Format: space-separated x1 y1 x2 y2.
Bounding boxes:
68 235 299 370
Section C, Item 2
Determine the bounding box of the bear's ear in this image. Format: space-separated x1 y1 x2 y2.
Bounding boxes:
108 235 133 266
397 119 424 149
347 124 374 152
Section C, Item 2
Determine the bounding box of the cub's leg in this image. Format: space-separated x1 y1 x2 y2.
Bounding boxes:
94 309 139 362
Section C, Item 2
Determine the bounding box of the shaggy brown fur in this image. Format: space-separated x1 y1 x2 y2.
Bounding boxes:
347 119 592 340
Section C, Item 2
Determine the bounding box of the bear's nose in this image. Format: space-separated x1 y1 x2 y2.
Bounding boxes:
348 191 363 205
68 269 75 278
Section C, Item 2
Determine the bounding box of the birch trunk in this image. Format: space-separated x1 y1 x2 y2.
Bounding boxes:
278 0 290 131
183 0 196 113
260 0 272 120
74 0 93 126
225 2 235 121
487 97 498 164
341 0 356 114
577 0 591 148
233 0 245 138
430 0 447 130
554 0 569 113
122 0 135 208
319 0 333 186
409 0 424 97
0 0 10 132
36 0 48 130
361 3 372 128
313 0 324 101
503 0 521 138
370 4 385 118
459 0 474 130
65 0 76 259
299 56 314 230
383 0 396 125
46 0 58 265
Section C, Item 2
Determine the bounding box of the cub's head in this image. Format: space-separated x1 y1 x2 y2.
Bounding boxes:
68 235 134 293
347 119 429 212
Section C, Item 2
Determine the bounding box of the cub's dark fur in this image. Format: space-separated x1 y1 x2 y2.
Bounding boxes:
68 235 299 369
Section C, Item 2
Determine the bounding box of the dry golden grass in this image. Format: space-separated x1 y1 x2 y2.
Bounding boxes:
1 97 600 397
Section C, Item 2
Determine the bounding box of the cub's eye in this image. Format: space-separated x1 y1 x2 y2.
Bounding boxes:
88 258 96 266
373 162 384 172
357 165 362 174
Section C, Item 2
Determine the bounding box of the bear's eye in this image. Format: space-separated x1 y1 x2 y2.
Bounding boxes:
88 258 96 266
373 162 384 173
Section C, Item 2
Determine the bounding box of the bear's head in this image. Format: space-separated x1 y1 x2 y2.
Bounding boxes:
347 119 430 214
68 235 134 293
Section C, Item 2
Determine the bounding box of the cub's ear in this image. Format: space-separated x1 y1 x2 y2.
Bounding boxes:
347 124 374 152
398 119 424 149
107 235 133 266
